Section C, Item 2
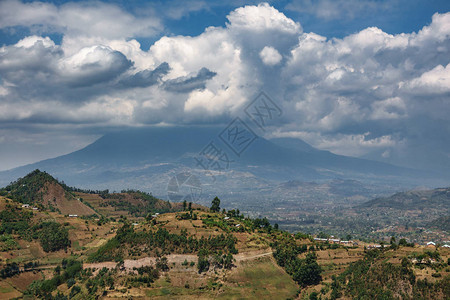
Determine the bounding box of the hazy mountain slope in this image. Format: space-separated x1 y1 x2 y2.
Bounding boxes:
0 127 439 195
269 137 317 152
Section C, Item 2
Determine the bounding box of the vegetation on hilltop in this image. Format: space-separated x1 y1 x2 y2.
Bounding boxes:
0 169 70 204
99 190 173 217
0 169 180 218
0 169 98 215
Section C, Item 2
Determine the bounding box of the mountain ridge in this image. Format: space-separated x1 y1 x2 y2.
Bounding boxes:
0 127 446 203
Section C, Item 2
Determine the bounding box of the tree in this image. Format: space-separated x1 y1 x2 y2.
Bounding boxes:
0 263 20 278
183 200 187 211
70 286 81 298
399 238 408 246
156 257 169 272
224 253 234 269
188 202 192 211
210 197 220 213
197 249 210 273
38 222 70 252
390 236 396 244
292 253 322 287
317 232 329 239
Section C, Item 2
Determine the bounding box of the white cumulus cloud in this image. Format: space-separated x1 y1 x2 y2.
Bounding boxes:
0 3 449 171
259 46 282 66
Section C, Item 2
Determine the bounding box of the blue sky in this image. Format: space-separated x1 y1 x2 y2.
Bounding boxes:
0 0 449 172
4 0 449 46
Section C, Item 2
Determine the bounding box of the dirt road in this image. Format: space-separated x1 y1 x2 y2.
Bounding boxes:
83 250 273 272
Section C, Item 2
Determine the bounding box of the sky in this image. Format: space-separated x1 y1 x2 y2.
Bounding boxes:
0 0 449 172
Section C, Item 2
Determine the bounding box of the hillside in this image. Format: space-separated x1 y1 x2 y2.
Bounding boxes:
74 190 204 219
0 170 192 219
428 216 450 232
359 187 450 210
0 193 300 299
0 170 95 216
0 172 449 299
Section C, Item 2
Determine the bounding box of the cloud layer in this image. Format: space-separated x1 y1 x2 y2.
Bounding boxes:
0 1 449 172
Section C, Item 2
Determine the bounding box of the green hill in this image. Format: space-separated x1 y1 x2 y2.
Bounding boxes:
0 170 95 215
0 170 190 218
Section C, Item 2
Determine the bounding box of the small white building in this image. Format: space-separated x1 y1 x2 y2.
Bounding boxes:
21 204 30 208
224 216 230 220
426 241 436 246
69 214 78 217
313 238 328 242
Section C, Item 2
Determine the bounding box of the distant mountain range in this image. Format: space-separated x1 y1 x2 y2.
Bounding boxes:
0 127 447 206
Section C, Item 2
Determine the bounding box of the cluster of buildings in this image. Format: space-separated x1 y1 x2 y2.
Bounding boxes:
21 204 38 211
367 244 389 249
313 237 357 246
223 216 241 228
410 257 439 264
426 241 450 248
